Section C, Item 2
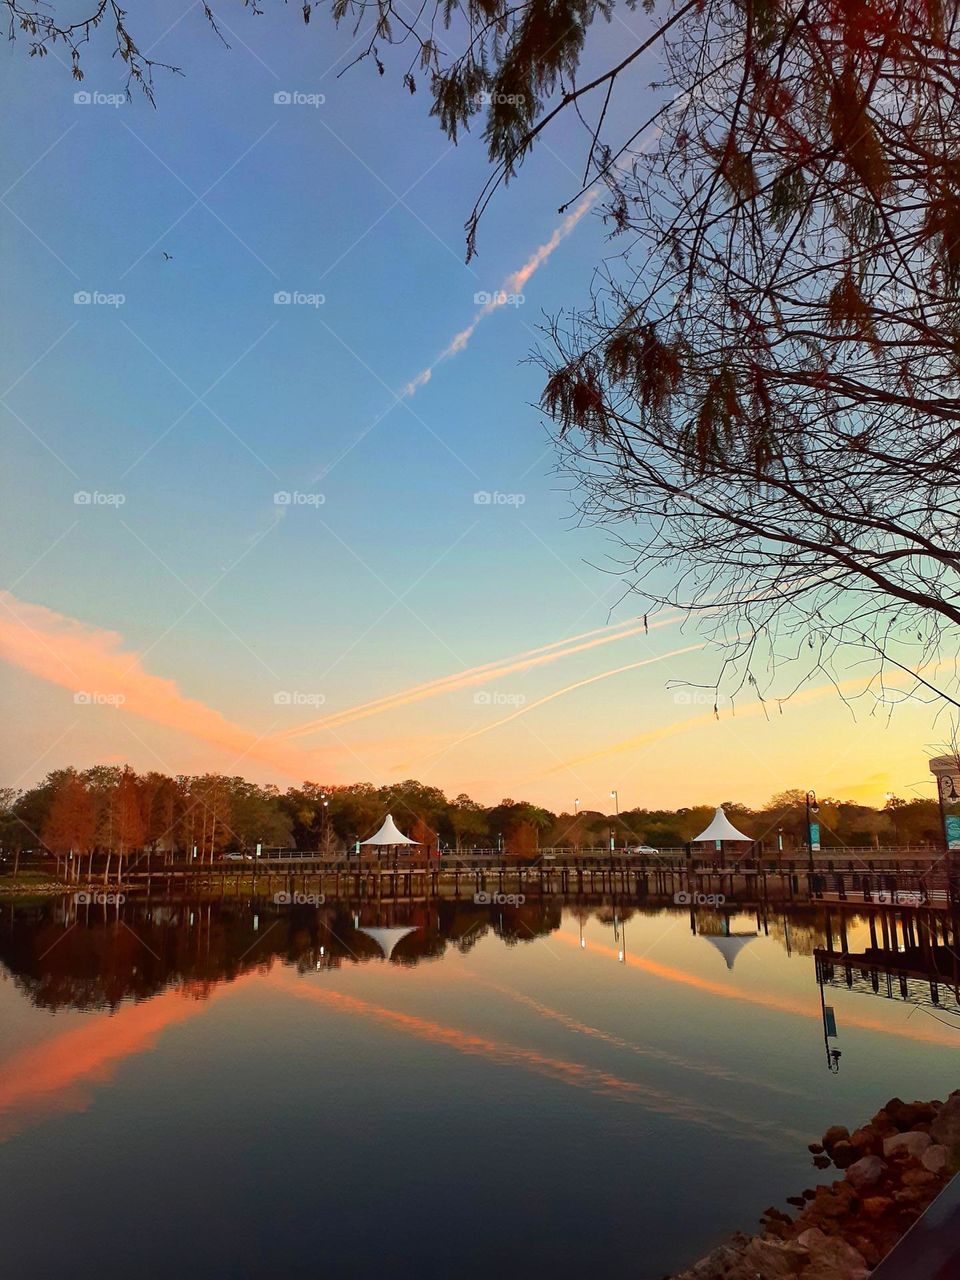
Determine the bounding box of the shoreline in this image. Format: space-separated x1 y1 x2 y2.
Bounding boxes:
672 1093 960 1278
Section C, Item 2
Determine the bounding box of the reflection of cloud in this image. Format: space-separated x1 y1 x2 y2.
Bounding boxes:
0 977 253 1142
401 193 598 398
0 591 329 780
272 975 804 1148
463 975 801 1097
279 614 680 739
556 932 958 1046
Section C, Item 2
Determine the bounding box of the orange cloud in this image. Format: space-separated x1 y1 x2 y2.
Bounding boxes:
0 591 329 780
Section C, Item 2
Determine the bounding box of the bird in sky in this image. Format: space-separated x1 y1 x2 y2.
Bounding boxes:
162 251 173 261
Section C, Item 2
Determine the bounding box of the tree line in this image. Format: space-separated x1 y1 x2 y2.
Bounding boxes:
0 767 942 876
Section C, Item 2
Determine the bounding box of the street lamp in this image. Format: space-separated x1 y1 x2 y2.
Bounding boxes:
805 790 820 872
610 789 619 853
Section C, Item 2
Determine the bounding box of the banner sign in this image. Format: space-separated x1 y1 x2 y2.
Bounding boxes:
945 814 960 851
808 821 821 852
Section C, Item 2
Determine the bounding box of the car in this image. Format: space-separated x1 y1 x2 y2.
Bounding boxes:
625 845 659 855
223 852 254 861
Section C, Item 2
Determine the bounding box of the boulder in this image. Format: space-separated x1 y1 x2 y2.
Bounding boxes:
921 1144 950 1174
830 1141 857 1169
930 1091 960 1149
883 1131 932 1160
861 1195 893 1219
812 1154 831 1170
901 1167 938 1189
798 1235 869 1280
845 1155 886 1191
821 1125 850 1153
848 1126 879 1156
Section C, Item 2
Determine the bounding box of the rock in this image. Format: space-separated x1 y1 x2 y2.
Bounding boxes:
742 1236 808 1278
798 1235 869 1280
821 1124 850 1153
922 1143 950 1174
812 1154 831 1170
883 1131 932 1160
808 1142 824 1154
830 1140 857 1169
846 1155 887 1191
861 1195 893 1218
930 1091 960 1149
796 1228 827 1250
855 1126 885 1157
802 1188 816 1201
901 1167 938 1189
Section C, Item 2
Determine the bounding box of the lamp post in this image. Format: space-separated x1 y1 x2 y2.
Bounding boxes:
609 789 619 853
805 790 820 873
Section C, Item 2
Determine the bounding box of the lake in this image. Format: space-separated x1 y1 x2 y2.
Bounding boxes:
0 893 956 1279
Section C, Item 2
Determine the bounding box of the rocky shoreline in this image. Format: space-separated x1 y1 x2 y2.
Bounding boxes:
672 1092 960 1278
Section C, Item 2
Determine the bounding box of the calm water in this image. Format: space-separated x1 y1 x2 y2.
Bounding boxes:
0 894 956 1279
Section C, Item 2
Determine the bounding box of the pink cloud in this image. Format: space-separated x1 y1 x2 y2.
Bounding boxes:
0 591 330 781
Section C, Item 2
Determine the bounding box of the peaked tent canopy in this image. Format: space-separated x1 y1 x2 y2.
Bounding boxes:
361 813 419 846
692 807 753 844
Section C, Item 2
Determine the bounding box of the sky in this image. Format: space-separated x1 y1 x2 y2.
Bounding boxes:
0 2 948 811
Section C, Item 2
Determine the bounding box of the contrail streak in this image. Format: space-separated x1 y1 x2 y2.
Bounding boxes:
399 644 704 767
401 192 598 398
278 614 681 739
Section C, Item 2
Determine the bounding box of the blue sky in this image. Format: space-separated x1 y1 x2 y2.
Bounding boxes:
0 3 944 809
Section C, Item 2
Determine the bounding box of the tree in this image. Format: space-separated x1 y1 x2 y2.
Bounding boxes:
108 767 145 884
42 771 96 879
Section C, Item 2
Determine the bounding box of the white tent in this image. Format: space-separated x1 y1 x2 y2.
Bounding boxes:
360 813 419 846
692 806 753 844
358 925 418 960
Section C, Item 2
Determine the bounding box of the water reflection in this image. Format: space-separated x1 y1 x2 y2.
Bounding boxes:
1 893 958 1279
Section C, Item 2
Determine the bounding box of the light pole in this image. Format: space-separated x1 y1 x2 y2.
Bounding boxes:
609 789 619 853
805 790 820 873
574 798 581 814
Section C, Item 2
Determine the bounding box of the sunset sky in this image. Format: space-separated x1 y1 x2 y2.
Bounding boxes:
0 6 946 810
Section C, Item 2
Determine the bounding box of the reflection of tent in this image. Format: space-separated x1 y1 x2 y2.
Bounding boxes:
701 933 758 970
692 807 753 844
357 926 418 960
361 814 419 846
699 913 758 970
